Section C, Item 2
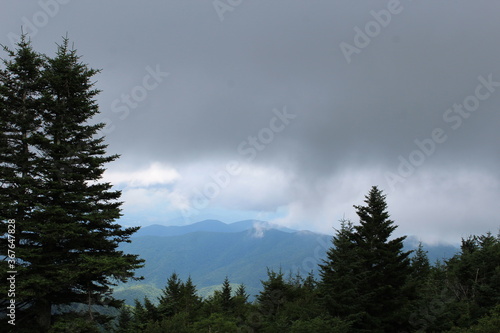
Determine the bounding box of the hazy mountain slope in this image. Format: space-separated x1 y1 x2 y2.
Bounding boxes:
120 229 330 289
132 219 229 237
133 219 296 237
116 221 459 305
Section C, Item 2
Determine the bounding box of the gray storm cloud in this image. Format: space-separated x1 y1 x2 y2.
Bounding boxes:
1 0 498 242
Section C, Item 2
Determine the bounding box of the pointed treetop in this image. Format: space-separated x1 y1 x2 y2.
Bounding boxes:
353 186 398 243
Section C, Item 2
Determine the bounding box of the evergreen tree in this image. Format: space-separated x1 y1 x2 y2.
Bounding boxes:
303 271 317 291
131 299 148 331
319 218 361 322
404 242 435 331
352 186 412 331
0 37 143 331
233 283 250 318
280 270 325 324
219 276 233 312
158 272 183 317
0 36 43 224
410 242 431 280
257 269 293 319
0 37 46 325
143 296 159 323
320 186 413 332
115 305 134 333
180 275 201 318
235 284 249 304
445 232 500 327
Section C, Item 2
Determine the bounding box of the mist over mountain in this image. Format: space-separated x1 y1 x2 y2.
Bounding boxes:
115 220 458 305
132 219 297 237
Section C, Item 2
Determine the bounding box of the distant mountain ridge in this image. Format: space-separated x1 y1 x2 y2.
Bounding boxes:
132 219 297 237
116 219 459 305
117 227 331 304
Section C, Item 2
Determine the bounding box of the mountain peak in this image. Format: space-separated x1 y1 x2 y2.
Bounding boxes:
133 219 297 237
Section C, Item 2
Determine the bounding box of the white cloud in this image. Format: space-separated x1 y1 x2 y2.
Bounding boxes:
388 168 500 244
213 163 293 210
161 161 293 214
103 162 180 187
104 158 497 245
271 167 499 244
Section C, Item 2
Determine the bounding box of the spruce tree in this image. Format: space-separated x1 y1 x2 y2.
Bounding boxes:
257 269 293 319
319 186 413 332
233 284 250 319
0 37 143 331
235 284 249 303
158 272 183 317
115 305 134 333
410 242 431 280
132 299 148 331
142 296 159 323
0 35 47 329
319 219 362 322
0 40 44 252
180 276 200 318
351 186 412 332
220 276 233 312
445 233 500 325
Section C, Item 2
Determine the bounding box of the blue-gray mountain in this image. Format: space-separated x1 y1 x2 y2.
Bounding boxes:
132 219 296 237
115 220 458 305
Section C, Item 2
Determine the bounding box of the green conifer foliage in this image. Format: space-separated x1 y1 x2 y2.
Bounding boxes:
320 186 413 332
0 37 143 331
219 276 233 312
158 272 183 317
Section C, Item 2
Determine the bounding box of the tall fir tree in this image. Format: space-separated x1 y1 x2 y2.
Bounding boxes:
0 36 47 330
158 272 183 317
235 284 249 304
115 305 134 333
0 36 44 223
219 276 233 312
257 269 293 319
319 219 362 322
410 242 431 280
0 37 143 331
180 276 201 318
320 186 413 332
352 186 412 332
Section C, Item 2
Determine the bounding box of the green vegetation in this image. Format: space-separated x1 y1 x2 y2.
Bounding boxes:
115 224 457 306
0 37 143 332
116 228 332 300
112 186 499 332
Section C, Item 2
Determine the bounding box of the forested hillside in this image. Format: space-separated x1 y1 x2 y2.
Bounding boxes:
114 221 458 306
112 187 500 332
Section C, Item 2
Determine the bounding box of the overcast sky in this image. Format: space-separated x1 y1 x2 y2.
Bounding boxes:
2 0 499 244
